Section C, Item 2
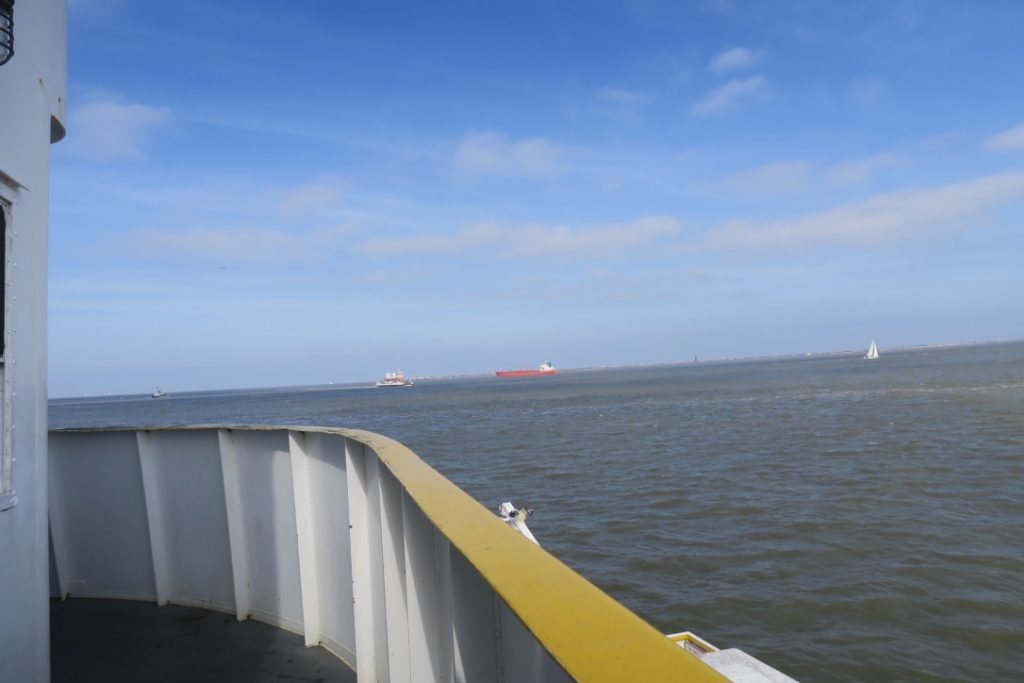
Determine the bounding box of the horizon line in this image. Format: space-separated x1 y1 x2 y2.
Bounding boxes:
49 337 1023 401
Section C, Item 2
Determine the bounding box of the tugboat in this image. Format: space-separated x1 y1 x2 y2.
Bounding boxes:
495 361 557 377
375 370 414 387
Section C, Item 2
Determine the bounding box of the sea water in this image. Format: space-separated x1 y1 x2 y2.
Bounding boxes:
50 341 1024 682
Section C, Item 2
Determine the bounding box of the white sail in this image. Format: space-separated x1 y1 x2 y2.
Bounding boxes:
865 340 879 360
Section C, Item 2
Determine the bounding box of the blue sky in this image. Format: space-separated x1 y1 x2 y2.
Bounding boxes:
50 0 1024 396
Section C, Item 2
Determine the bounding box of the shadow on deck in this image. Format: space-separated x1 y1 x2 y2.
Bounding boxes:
51 598 357 683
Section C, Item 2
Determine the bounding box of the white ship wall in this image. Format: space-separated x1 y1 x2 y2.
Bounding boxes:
48 428 578 682
0 1 67 681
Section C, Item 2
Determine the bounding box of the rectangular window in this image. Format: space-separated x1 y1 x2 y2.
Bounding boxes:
1 199 5 357
0 199 10 510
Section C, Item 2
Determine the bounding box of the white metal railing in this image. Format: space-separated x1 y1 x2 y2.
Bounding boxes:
48 426 724 683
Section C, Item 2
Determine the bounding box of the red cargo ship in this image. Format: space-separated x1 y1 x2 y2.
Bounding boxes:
495 361 557 377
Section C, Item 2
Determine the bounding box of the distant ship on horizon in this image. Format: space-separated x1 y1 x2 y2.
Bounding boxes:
865 340 880 360
376 370 414 387
495 361 557 377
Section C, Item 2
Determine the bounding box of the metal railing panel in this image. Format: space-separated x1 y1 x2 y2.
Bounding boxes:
143 430 235 612
449 545 500 683
379 462 410 682
345 436 385 681
225 429 303 632
302 431 357 665
403 488 450 682
48 430 155 601
498 600 572 683
50 426 727 683
219 428 252 620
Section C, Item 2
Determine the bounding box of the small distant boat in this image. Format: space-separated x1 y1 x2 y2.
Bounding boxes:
495 361 557 377
376 370 413 387
865 340 879 360
150 387 168 398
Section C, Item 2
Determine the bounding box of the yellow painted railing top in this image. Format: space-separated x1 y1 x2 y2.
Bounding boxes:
347 428 728 683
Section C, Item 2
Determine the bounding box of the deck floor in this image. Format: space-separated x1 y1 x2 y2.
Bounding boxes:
51 598 357 683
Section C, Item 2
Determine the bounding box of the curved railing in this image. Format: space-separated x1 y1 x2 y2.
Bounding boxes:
49 426 725 682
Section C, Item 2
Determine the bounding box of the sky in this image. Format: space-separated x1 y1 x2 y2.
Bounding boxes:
49 0 1024 396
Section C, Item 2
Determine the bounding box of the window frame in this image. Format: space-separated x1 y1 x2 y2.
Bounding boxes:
0 193 13 511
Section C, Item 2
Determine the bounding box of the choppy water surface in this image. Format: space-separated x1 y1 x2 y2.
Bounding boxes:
51 343 1024 682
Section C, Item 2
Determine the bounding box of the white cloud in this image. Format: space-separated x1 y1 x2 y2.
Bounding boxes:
278 176 346 220
66 98 170 161
709 47 761 74
849 77 886 106
726 152 897 196
729 160 813 194
826 152 897 186
693 75 770 115
514 138 563 175
706 171 1024 250
456 131 564 176
360 216 680 258
361 265 433 286
125 225 355 262
984 122 1024 151
597 87 652 107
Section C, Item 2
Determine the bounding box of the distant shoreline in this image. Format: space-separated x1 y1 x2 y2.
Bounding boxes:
51 338 1023 400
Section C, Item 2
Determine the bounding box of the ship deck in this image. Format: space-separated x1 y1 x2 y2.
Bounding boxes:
51 598 356 683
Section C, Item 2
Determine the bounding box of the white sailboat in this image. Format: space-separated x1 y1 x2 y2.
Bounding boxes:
865 340 879 360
